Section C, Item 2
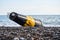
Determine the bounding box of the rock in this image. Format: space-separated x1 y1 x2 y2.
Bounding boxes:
0 27 60 40
13 37 19 40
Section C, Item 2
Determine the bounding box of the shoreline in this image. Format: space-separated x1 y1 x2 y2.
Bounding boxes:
0 24 60 27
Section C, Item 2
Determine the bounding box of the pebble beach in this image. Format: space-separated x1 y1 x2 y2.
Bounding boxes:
0 26 60 40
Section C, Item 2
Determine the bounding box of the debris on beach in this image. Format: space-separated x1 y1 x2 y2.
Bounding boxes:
9 12 43 27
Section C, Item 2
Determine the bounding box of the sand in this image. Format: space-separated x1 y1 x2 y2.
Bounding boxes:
0 26 60 40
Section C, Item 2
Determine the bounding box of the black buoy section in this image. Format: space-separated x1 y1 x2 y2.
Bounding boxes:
9 12 43 27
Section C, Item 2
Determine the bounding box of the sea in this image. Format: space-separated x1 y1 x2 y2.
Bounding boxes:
0 15 60 27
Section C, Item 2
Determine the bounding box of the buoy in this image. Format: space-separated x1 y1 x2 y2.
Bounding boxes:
9 12 43 27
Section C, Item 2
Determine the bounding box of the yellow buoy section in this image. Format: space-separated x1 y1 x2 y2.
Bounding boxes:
24 16 35 27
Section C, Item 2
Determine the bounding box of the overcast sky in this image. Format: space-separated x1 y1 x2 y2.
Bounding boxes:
0 0 60 15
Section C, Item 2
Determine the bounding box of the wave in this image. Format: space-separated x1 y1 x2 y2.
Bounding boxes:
0 15 60 27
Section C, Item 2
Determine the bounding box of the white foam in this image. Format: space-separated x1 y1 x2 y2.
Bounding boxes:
43 24 60 27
